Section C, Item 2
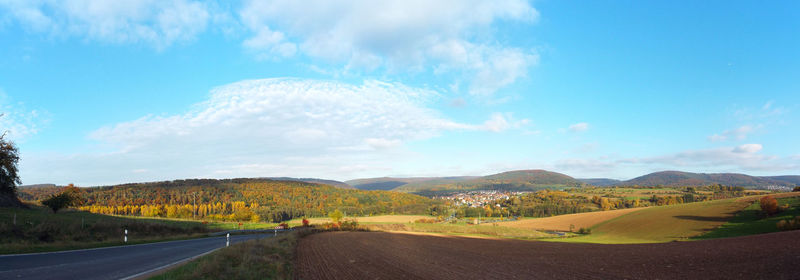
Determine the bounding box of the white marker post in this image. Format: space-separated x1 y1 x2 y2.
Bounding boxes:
124 229 128 243
226 233 230 247
274 228 277 237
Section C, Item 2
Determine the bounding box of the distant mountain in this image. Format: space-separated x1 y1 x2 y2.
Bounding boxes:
763 176 800 186
579 178 622 186
393 170 584 193
346 177 477 191
620 171 796 187
265 177 352 189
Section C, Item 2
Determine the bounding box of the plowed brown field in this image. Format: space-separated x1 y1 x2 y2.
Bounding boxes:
297 230 800 279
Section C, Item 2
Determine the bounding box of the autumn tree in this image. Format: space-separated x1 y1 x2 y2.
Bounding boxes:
329 209 343 224
759 195 779 215
793 186 800 192
0 128 24 207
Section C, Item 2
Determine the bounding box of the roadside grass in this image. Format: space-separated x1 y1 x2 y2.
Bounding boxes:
364 222 557 239
0 206 209 254
151 228 320 280
694 197 800 240
552 198 750 244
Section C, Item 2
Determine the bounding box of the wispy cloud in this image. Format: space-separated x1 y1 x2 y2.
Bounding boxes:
708 125 758 142
23 78 523 185
238 0 539 95
0 90 47 141
568 122 589 132
0 0 213 49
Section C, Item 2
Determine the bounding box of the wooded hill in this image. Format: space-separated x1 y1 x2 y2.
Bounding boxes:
393 170 585 193
620 171 799 187
18 178 440 223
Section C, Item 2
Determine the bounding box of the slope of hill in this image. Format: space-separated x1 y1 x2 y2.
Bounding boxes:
394 170 585 193
620 171 795 188
346 177 477 191
763 176 800 186
266 177 352 189
578 178 621 186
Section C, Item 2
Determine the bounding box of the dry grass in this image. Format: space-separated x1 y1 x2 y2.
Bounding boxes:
363 223 555 239
499 207 645 231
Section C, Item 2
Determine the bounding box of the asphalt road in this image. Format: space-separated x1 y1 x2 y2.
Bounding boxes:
0 233 276 280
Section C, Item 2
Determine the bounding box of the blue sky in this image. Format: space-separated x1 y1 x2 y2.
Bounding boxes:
1 0 798 186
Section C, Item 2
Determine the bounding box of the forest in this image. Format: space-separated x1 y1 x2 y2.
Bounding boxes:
21 179 441 223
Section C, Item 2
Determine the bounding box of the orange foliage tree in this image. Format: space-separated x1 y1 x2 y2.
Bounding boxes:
760 195 779 215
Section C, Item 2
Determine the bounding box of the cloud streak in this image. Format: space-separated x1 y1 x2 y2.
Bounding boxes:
24 78 524 185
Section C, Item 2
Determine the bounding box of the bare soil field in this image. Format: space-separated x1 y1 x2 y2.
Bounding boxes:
499 207 645 231
296 230 800 280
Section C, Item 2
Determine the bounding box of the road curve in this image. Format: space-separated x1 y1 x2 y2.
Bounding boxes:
0 233 275 280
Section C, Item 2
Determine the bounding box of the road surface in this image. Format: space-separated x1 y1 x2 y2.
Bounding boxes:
0 233 275 280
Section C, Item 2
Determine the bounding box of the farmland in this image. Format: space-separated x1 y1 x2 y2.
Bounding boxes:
295 230 800 279
558 198 748 243
499 207 645 232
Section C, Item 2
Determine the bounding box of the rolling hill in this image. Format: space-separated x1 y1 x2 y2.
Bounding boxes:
393 170 585 193
265 177 352 189
620 171 797 188
578 178 622 186
346 177 477 191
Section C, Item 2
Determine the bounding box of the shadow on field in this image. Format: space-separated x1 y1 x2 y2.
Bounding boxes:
672 215 730 222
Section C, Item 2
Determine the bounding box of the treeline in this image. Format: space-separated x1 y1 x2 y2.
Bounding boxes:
43 179 440 222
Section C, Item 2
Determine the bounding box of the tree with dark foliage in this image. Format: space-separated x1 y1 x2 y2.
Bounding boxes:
0 121 25 207
42 184 83 213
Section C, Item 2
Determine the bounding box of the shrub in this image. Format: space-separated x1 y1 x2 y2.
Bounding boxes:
329 209 343 224
776 216 800 231
793 186 800 192
759 196 779 215
41 186 83 213
414 218 438 224
577 227 592 234
302 218 310 227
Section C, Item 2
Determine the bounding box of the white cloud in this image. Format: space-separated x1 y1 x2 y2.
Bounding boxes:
23 78 520 185
568 122 589 132
0 90 47 141
708 125 756 142
238 0 539 95
622 143 792 172
0 0 212 49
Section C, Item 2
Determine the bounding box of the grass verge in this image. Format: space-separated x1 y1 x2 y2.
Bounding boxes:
364 222 557 239
0 206 210 254
150 228 321 280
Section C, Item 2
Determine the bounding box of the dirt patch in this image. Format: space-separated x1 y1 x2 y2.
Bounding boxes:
296 230 800 280
499 208 644 231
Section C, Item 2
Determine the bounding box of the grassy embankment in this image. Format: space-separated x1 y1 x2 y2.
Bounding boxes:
364 222 556 239
150 227 324 280
694 196 800 239
0 206 209 254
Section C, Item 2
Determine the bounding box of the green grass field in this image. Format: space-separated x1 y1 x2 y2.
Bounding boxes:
553 198 750 244
694 197 800 240
0 206 210 254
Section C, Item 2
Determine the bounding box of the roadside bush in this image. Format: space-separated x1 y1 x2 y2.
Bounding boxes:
301 218 310 227
414 218 438 224
759 196 779 216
